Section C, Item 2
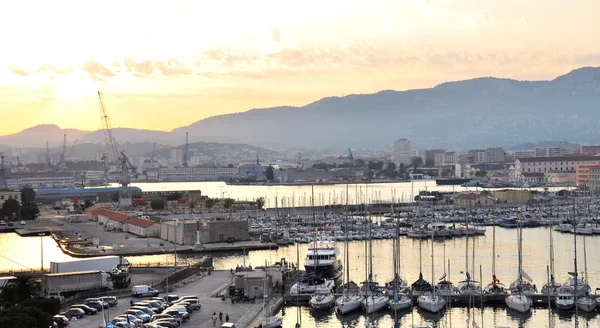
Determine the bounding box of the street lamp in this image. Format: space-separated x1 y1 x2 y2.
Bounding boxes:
38 233 45 294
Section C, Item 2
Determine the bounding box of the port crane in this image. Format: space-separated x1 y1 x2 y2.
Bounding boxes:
98 91 136 206
183 132 189 167
0 153 7 189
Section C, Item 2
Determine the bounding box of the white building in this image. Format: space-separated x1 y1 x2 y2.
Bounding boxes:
434 152 457 166
170 149 183 165
393 139 411 166
535 146 582 157
7 172 75 189
0 191 21 205
146 167 239 182
485 147 505 163
514 155 600 178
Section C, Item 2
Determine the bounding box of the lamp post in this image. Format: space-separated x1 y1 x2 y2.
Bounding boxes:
39 233 45 294
173 218 178 273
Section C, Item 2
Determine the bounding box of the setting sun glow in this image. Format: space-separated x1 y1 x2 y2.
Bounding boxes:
1 0 599 134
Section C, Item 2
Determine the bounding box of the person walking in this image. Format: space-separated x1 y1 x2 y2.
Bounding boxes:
211 312 218 325
225 313 230 322
219 312 223 321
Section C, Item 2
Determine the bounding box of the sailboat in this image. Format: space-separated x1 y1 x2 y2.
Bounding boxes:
261 262 283 328
388 214 412 312
541 222 559 296
417 229 446 313
435 238 456 296
484 223 506 294
457 222 481 295
362 209 388 314
576 235 597 312
335 185 363 314
505 215 533 313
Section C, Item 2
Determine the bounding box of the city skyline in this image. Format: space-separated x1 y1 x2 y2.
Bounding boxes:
1 0 599 135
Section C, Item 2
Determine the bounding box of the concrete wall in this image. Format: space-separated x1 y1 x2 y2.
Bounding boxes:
493 190 532 204
207 219 249 243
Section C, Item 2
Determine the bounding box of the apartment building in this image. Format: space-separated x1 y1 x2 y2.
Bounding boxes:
485 147 506 163
393 139 411 166
514 155 600 178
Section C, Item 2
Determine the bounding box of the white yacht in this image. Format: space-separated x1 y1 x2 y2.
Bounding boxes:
304 240 343 280
457 275 481 296
577 294 597 312
335 293 363 315
555 286 575 311
388 292 412 311
505 291 532 313
362 288 388 314
309 287 335 310
289 274 335 295
418 292 446 313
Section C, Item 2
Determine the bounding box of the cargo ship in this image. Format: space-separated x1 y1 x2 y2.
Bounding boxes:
435 178 472 186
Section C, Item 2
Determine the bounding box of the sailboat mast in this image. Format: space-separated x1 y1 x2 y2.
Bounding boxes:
492 224 496 276
311 185 318 269
549 223 555 277
518 215 523 282
344 184 350 297
583 235 588 283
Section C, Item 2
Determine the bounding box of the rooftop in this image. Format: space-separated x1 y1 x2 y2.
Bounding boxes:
36 187 143 195
516 155 600 163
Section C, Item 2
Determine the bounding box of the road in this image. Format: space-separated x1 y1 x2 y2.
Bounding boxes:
67 270 264 328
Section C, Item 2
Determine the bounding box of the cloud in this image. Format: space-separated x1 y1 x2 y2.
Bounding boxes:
80 60 115 81
517 16 531 28
9 66 29 76
35 64 73 75
115 57 193 76
573 53 600 66
269 28 281 43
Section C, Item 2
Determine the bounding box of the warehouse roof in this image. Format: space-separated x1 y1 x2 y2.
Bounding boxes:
35 187 143 195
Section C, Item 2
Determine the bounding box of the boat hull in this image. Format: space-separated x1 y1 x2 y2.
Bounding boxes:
577 297 597 312
388 298 412 311
417 295 446 313
304 261 343 280
505 295 532 313
335 296 363 314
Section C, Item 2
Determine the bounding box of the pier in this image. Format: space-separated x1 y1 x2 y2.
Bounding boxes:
283 292 557 308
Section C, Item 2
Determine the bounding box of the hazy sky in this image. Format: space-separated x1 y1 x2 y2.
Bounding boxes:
1 0 599 135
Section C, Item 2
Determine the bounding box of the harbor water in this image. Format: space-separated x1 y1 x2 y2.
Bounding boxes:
2 226 598 327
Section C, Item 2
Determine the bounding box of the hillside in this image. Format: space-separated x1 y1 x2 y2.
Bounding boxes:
174 67 600 150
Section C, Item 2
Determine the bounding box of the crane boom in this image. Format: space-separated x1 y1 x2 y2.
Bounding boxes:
68 139 78 159
98 91 120 163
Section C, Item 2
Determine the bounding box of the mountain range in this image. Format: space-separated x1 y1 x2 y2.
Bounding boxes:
2 66 600 151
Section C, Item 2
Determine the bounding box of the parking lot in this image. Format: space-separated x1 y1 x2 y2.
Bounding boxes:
67 270 264 328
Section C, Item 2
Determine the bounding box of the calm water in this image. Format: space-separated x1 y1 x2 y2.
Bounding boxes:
113 180 558 208
3 226 598 327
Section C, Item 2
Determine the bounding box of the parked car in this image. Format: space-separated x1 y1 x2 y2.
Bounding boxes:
20 220 26 225
52 315 69 327
100 296 118 306
132 285 160 297
71 304 97 315
61 308 84 319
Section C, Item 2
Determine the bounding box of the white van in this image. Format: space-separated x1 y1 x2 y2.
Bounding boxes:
131 285 160 297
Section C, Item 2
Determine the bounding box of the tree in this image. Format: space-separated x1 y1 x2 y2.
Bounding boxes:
20 205 39 220
83 199 94 209
387 162 396 171
204 198 216 211
475 170 488 178
224 198 235 217
255 197 265 209
188 200 197 210
111 192 119 202
398 163 407 178
410 157 424 172
425 159 435 167
266 165 275 181
166 192 182 201
150 199 166 210
19 188 36 205
0 305 53 328
1 198 19 219
20 297 60 315
354 159 365 167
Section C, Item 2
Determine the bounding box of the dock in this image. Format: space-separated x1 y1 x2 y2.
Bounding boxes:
283 293 556 308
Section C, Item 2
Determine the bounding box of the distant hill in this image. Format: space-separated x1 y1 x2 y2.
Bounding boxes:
4 67 600 151
173 67 600 150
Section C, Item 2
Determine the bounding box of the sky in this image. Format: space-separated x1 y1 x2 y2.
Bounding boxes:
1 0 599 135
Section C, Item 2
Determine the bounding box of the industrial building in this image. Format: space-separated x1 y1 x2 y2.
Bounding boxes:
0 191 21 204
7 172 75 189
146 167 239 182
160 218 249 245
35 187 143 204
